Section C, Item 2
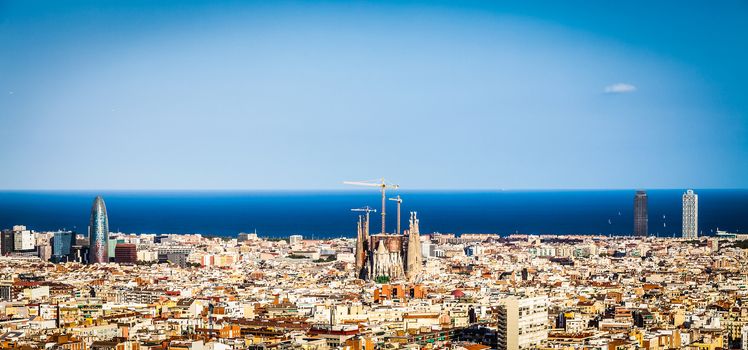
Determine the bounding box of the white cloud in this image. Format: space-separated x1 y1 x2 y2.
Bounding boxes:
604 83 637 94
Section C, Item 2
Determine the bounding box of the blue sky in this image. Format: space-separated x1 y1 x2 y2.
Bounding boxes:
1 1 747 189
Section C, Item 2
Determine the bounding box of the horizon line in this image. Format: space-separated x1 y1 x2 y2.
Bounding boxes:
1 187 745 192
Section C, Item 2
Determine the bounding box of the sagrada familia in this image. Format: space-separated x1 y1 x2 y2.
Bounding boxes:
354 211 423 282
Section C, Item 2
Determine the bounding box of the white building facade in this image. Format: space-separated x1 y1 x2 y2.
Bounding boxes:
289 235 303 245
13 226 35 251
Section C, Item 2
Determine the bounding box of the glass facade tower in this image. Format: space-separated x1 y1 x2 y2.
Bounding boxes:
52 231 75 258
634 190 648 237
88 196 109 264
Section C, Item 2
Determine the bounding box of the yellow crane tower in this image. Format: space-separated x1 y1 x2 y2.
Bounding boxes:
388 195 403 235
343 178 399 235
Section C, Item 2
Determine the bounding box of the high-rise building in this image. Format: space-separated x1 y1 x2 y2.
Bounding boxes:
682 189 698 239
88 196 110 264
496 296 549 350
114 243 138 264
13 225 35 251
634 190 648 237
52 231 76 260
0 230 14 255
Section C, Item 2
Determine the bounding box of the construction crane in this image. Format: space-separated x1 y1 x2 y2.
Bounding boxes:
343 178 399 235
351 206 377 236
388 195 403 235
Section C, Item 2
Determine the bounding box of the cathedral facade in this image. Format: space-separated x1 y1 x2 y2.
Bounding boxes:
355 212 423 282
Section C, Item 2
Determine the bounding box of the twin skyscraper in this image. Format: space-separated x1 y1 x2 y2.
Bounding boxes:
633 189 698 238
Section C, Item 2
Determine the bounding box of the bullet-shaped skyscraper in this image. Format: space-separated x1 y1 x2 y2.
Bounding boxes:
88 196 109 264
634 190 648 237
682 189 698 239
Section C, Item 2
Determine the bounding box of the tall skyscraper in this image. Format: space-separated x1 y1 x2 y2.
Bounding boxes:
682 189 698 239
88 196 109 264
634 190 648 237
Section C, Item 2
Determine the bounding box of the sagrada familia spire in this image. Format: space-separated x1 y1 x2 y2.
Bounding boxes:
355 211 423 282
354 215 369 279
405 212 423 281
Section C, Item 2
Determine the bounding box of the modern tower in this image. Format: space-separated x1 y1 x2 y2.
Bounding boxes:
88 196 109 264
51 231 76 261
634 190 648 237
682 189 698 239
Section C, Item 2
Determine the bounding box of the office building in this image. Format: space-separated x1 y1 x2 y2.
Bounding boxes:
0 230 14 255
682 189 698 239
496 295 549 350
88 196 110 264
13 225 35 251
634 190 648 237
160 252 188 268
52 231 76 260
114 243 138 264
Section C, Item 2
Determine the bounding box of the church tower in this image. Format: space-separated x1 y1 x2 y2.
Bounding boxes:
354 215 369 279
405 212 423 281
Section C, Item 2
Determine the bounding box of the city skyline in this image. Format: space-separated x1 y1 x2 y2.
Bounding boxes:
2 1 748 190
2 2 748 350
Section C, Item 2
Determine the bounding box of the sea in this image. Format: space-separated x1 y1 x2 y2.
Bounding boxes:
0 190 746 238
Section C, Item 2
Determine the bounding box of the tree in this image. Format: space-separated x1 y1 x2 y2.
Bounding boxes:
375 275 390 284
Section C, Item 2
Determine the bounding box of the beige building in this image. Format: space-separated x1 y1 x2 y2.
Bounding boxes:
496 296 548 350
